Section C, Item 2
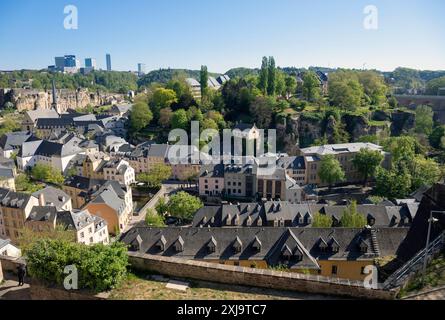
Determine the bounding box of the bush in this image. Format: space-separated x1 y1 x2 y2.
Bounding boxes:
145 209 165 227
312 212 332 227
25 239 128 292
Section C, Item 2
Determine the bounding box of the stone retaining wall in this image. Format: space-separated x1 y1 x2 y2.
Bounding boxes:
128 252 397 300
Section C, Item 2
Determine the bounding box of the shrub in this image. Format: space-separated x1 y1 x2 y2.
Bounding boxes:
25 239 128 292
312 212 332 227
145 209 165 227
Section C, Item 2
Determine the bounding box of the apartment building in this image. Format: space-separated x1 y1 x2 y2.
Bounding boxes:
127 143 169 174
199 164 225 199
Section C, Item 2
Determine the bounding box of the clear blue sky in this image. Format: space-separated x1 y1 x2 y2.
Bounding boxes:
0 0 444 72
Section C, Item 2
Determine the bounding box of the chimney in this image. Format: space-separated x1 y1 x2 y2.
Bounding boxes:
39 193 45 206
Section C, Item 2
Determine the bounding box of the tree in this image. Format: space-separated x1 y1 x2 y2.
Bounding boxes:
150 88 177 120
129 102 153 133
340 201 367 228
410 156 441 189
166 191 203 220
429 126 445 150
267 56 276 96
319 155 345 188
145 208 165 227
249 96 274 129
357 71 388 105
375 165 412 199
426 76 445 95
258 56 269 95
171 109 189 130
31 164 64 185
155 198 169 215
200 65 209 98
415 105 434 135
159 107 173 128
302 71 320 102
137 163 172 187
284 75 297 99
328 72 363 110
200 118 218 131
352 149 384 186
312 212 332 227
383 136 417 163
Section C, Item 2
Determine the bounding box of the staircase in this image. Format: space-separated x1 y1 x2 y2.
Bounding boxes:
383 231 445 290
370 229 381 256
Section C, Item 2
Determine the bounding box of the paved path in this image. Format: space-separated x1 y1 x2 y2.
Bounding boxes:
0 273 31 300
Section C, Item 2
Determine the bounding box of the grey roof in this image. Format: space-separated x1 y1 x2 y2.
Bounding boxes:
0 167 14 179
0 238 12 250
90 186 127 216
64 175 107 191
32 187 71 210
200 163 225 178
0 132 32 151
0 188 35 209
34 140 82 157
36 117 74 128
25 109 59 123
27 206 58 223
121 226 408 269
277 156 306 170
192 201 417 228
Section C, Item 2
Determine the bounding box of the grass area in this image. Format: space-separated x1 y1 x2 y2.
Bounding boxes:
398 254 445 298
108 273 332 300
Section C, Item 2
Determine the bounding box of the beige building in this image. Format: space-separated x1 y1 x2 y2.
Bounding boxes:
126 143 169 174
199 164 225 199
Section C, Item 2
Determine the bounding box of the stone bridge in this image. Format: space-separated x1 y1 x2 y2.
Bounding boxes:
395 94 445 124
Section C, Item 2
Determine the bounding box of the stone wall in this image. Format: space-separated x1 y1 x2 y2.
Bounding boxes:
128 252 397 300
28 280 107 300
1 88 124 112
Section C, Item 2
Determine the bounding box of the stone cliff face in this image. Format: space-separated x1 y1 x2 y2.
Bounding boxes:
3 88 124 112
390 110 416 136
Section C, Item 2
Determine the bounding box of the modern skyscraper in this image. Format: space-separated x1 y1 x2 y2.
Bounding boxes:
64 55 78 67
85 58 97 69
54 57 65 70
137 63 146 76
106 54 112 71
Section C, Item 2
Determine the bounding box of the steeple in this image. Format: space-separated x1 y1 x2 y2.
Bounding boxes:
51 79 58 112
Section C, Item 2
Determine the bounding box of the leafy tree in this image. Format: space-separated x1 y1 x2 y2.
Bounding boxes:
187 106 204 122
171 109 189 130
426 76 445 95
410 156 441 189
207 110 226 129
357 71 388 105
267 56 276 96
201 118 218 131
429 126 445 150
31 164 64 185
25 239 128 292
258 56 269 95
352 148 384 186
284 75 297 98
275 70 286 97
159 107 173 128
312 212 332 227
415 105 434 135
383 136 417 163
155 198 169 215
150 88 177 120
0 116 21 136
328 71 363 110
200 65 209 98
302 71 320 102
137 163 172 187
375 165 412 199
15 174 45 193
340 201 366 228
319 155 345 188
249 96 274 129
145 208 165 227
166 191 203 220
129 102 153 133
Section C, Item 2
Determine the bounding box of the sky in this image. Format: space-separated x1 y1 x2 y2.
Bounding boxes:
0 0 444 73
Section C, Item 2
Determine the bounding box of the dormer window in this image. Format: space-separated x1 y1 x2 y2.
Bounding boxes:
131 235 143 251
234 214 240 226
246 216 252 227
402 216 410 224
293 249 303 261
390 215 398 226
358 239 368 254
295 213 303 225
174 236 184 253
279 218 285 227
305 213 312 225
281 245 292 260
367 214 376 226
318 237 328 252
233 236 243 253
329 237 340 253
207 237 217 253
252 236 262 252
273 219 279 227
226 213 232 226
156 235 167 251
256 218 263 227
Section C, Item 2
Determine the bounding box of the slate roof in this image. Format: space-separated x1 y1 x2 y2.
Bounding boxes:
36 117 74 128
199 163 225 178
0 167 14 179
32 187 71 210
34 140 82 157
192 201 417 228
89 184 127 216
0 188 35 209
277 156 306 170
27 206 58 223
121 226 408 268
0 238 13 250
25 109 59 123
64 175 106 191
0 132 32 151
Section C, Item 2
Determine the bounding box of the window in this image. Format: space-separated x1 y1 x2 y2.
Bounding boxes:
80 232 84 238
331 265 338 275
228 182 231 186
89 237 93 243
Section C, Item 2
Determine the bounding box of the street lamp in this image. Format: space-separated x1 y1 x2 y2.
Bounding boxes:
422 210 443 284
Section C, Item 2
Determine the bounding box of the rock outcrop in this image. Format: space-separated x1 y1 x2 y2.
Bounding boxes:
1 88 124 112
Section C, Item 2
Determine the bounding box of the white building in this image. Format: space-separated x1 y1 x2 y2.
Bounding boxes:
0 238 21 258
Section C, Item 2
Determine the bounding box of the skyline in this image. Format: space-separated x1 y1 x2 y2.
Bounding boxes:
0 0 444 73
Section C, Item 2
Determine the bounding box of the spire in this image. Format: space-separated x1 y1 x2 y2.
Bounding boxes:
51 79 58 111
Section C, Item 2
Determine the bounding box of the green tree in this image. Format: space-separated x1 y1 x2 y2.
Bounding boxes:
357 71 388 105
171 109 189 130
410 156 441 189
159 107 173 128
426 76 445 95
267 56 276 96
383 136 417 163
31 164 64 185
137 163 172 187
328 72 363 111
150 88 177 120
201 118 218 131
200 65 209 98
415 105 434 136
429 126 445 150
258 56 269 95
284 75 297 98
340 201 366 228
375 165 412 199
166 191 203 220
155 198 169 215
145 208 166 227
302 71 320 102
129 102 153 133
319 155 345 188
312 212 332 227
352 149 384 186
249 96 274 128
